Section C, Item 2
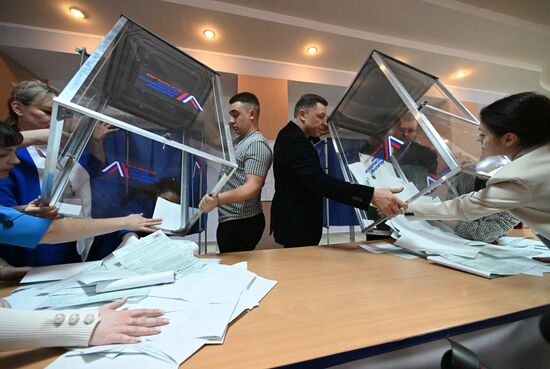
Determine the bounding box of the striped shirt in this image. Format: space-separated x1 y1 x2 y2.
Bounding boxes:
218 130 273 223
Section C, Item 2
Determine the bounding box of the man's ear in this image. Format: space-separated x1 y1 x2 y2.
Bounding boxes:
10 101 24 117
249 109 256 120
502 132 520 148
298 108 307 124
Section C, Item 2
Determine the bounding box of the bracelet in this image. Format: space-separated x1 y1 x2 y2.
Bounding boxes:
214 194 221 205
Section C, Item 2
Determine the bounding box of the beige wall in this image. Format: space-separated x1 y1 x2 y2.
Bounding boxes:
236 75 289 249
236 75 288 141
0 53 39 120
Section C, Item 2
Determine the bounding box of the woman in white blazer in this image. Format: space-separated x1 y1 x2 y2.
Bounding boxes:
405 92 550 245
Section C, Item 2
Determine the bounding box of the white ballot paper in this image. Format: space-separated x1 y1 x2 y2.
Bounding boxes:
428 254 536 278
180 264 257 303
113 231 197 274
152 197 182 231
78 270 139 285
95 271 175 293
21 261 101 283
152 197 202 232
360 242 419 259
390 216 482 258
49 339 207 369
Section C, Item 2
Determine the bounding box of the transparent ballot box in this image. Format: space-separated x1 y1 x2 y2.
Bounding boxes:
41 16 237 234
329 50 481 233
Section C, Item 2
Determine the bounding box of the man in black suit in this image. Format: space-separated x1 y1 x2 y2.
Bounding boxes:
270 94 406 247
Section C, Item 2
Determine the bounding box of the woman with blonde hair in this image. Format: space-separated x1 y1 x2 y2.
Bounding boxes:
0 80 116 267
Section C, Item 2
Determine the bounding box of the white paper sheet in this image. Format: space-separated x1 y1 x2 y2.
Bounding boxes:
78 270 139 285
230 276 278 321
152 197 183 232
480 245 543 258
95 271 175 293
38 286 152 309
394 232 480 258
48 339 206 369
390 216 481 258
113 231 197 275
57 202 82 217
427 255 493 278
151 197 203 234
360 242 402 254
2 286 49 310
429 254 537 278
179 264 256 303
360 243 420 259
21 261 101 284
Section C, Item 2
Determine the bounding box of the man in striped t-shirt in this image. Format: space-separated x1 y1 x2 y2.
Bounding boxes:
199 92 272 252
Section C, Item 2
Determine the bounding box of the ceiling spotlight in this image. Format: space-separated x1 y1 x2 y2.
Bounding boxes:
203 30 215 39
69 7 87 19
454 71 467 79
307 47 318 55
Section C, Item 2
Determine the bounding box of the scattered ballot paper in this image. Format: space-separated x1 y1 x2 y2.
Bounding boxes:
95 271 175 293
21 261 101 284
360 242 402 254
5 230 277 369
113 231 197 274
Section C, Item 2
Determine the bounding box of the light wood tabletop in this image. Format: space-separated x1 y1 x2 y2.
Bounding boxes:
1 243 549 369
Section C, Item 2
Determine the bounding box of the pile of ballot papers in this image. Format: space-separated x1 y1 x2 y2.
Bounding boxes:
360 216 550 279
5 231 277 369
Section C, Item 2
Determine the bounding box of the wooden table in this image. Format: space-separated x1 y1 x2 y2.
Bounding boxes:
2 243 550 369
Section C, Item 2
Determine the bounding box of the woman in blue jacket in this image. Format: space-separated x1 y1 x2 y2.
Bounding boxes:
0 80 116 266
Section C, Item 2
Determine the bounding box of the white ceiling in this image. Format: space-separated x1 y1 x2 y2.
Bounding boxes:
0 0 549 102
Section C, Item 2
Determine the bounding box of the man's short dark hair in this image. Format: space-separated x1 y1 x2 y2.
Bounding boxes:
230 92 260 116
293 94 328 118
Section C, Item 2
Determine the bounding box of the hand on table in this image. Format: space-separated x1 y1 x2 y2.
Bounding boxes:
89 297 168 345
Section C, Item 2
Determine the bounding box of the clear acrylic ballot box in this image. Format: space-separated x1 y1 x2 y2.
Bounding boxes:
41 16 237 234
329 50 481 233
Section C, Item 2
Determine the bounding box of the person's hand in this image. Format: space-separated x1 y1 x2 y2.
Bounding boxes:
89 297 168 346
23 199 59 219
371 187 407 217
198 194 218 213
92 122 119 143
123 214 162 232
0 259 31 280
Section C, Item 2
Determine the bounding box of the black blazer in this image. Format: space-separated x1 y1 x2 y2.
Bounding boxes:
270 122 374 247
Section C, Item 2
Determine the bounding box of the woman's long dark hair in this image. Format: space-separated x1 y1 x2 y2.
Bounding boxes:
480 92 550 148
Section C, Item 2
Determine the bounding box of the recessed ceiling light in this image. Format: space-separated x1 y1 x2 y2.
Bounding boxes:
69 7 87 19
454 71 467 79
307 47 318 55
203 30 215 39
